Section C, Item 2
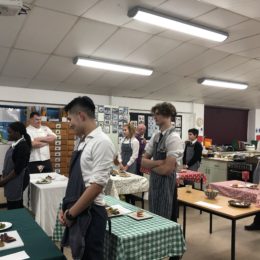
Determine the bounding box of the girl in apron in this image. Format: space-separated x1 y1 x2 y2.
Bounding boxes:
118 123 140 174
0 122 31 210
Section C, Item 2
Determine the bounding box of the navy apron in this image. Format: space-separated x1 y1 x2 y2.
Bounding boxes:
149 127 176 219
61 145 92 260
121 138 136 174
3 146 25 202
185 142 200 171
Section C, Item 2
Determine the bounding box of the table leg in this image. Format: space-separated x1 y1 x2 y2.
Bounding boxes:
231 220 236 260
183 205 186 238
209 213 213 234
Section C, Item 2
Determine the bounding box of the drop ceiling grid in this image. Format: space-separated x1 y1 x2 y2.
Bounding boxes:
0 16 26 48
198 0 260 20
0 0 259 108
152 43 207 73
54 18 118 58
92 28 152 61
2 49 49 79
34 0 100 16
124 36 181 65
35 56 77 82
15 7 78 54
191 54 249 78
172 49 230 77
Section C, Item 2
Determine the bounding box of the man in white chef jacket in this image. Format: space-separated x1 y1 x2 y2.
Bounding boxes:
26 112 57 173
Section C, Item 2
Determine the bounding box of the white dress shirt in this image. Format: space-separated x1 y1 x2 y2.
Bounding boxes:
27 125 57 162
145 127 184 165
118 137 140 166
77 126 115 206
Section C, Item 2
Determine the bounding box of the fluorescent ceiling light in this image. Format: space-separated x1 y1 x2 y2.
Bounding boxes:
128 7 228 42
198 78 248 90
73 57 153 76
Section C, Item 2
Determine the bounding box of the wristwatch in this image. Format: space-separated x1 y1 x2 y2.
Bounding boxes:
65 210 76 221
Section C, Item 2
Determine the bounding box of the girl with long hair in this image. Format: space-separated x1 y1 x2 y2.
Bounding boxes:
118 123 139 174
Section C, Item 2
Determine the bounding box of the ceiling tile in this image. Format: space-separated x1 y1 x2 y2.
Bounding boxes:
0 76 31 88
110 87 151 99
225 20 260 42
215 35 260 54
55 18 118 57
117 71 162 90
28 80 60 90
194 8 247 29
36 56 77 82
82 0 167 26
0 47 10 72
2 49 49 78
82 0 130 26
55 82 88 93
93 28 151 60
199 0 260 20
91 72 129 88
64 67 104 86
220 60 260 79
172 49 229 76
15 7 77 53
0 16 26 48
238 48 260 59
152 42 207 73
140 73 181 92
35 0 99 16
158 0 215 19
123 20 165 35
125 36 181 64
83 85 113 96
193 54 249 78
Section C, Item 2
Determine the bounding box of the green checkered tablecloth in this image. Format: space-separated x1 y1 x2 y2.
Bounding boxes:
52 196 186 260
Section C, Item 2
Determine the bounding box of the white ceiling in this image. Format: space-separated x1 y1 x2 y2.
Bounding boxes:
1 0 260 108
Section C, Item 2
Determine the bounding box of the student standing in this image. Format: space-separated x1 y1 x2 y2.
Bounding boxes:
142 102 183 221
135 123 147 176
0 122 31 210
183 128 203 171
27 112 57 173
118 123 139 174
59 96 115 260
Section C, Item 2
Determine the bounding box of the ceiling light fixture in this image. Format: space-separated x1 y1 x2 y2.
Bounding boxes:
198 78 248 90
73 57 153 76
128 7 228 42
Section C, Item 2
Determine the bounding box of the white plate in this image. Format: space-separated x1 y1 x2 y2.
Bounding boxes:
0 222 12 231
128 212 153 221
36 179 51 184
106 205 132 218
230 184 245 188
0 230 24 251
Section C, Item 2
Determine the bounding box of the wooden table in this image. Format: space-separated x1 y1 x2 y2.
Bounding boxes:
178 187 260 260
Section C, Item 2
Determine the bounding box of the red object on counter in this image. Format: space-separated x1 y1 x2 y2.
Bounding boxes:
177 170 207 185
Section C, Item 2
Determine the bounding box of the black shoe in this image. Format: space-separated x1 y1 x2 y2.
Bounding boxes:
244 223 260 231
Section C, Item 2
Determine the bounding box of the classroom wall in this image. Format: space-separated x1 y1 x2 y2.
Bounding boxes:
0 85 201 142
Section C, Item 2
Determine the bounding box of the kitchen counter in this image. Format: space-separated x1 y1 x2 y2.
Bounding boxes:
203 157 233 162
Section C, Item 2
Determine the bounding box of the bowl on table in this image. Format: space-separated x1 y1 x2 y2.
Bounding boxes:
204 189 219 199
